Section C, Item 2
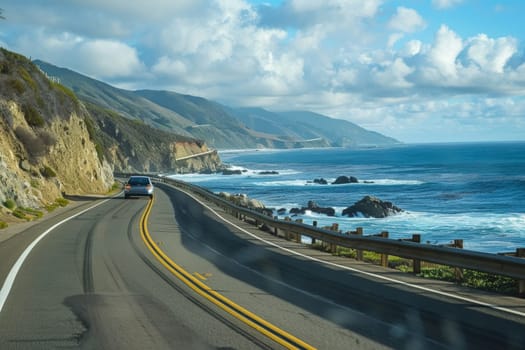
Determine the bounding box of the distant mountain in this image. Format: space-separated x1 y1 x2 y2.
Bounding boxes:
230 109 399 147
34 60 193 136
35 60 399 149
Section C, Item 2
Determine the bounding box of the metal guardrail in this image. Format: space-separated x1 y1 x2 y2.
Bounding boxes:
117 173 525 293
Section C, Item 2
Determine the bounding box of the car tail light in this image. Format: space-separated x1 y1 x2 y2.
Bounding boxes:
146 184 152 190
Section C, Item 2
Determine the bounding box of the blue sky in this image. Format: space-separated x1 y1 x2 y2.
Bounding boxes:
1 1 524 143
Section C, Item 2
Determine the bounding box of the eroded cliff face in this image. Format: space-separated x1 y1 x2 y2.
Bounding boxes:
86 103 222 175
0 49 113 209
0 103 113 208
170 141 221 174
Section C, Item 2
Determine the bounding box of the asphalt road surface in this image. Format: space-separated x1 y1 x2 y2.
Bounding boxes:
0 182 524 349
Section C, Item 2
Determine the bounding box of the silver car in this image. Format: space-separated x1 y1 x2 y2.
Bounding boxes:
124 176 154 199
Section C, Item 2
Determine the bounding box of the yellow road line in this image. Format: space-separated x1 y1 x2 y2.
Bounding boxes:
140 198 316 350
194 272 208 281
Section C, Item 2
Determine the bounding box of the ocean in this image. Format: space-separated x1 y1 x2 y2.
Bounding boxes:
168 142 525 254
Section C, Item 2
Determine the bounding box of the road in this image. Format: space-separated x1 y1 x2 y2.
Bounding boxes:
0 182 524 349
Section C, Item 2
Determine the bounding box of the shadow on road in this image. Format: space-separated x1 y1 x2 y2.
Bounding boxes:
156 183 525 350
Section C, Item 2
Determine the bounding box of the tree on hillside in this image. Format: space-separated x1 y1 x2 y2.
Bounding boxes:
0 9 5 20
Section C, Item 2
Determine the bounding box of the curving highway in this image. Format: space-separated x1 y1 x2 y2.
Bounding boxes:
0 181 524 349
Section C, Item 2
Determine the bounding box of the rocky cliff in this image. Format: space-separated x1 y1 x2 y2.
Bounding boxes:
85 103 221 174
0 48 113 209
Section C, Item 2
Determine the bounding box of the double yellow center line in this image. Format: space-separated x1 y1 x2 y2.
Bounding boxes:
140 198 316 350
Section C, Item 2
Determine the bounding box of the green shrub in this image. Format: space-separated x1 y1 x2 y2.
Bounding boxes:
7 78 25 94
18 67 37 91
52 81 78 104
40 165 57 178
0 221 8 229
15 126 47 158
12 208 30 221
30 179 40 188
95 143 104 162
44 203 59 212
22 104 45 127
84 117 96 140
55 198 69 207
12 207 43 221
111 182 121 191
0 60 9 74
3 199 16 210
21 207 43 218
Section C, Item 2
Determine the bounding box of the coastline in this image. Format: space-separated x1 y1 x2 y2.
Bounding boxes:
170 143 525 254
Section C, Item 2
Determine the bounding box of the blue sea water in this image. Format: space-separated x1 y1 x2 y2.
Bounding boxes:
168 142 525 254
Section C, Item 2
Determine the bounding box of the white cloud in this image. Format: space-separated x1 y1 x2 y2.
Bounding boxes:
2 0 525 142
388 7 426 33
466 34 517 73
12 30 144 79
75 40 144 77
372 58 414 88
402 40 422 56
387 33 404 48
425 25 464 79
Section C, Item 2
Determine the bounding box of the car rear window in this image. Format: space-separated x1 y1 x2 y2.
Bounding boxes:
128 177 150 186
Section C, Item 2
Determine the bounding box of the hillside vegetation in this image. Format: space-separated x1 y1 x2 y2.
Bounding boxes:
36 60 399 149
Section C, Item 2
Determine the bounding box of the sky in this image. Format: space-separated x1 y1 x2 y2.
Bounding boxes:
1 0 524 143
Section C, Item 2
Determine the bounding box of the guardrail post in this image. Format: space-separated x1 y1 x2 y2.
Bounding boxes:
294 220 303 243
329 223 339 253
284 217 291 240
272 217 279 236
356 227 363 261
311 221 317 244
453 239 464 282
380 231 389 267
518 248 525 297
412 234 421 274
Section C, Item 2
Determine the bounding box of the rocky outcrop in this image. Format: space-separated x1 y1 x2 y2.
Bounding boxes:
290 200 335 217
342 196 403 218
332 175 358 184
312 178 328 185
218 192 272 215
222 169 243 175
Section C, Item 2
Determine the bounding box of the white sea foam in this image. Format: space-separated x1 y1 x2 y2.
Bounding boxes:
254 178 424 187
363 179 425 185
273 209 525 253
256 180 310 187
166 167 300 183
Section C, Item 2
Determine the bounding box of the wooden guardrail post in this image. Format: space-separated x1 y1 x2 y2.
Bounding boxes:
412 234 421 274
453 239 464 282
380 231 389 267
518 248 525 297
284 217 291 240
329 223 339 253
294 219 303 243
311 221 317 244
356 227 363 261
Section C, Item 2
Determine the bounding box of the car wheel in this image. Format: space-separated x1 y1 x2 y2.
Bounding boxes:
124 194 129 199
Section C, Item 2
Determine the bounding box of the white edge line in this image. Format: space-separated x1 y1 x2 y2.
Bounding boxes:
0 198 111 313
179 188 525 319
